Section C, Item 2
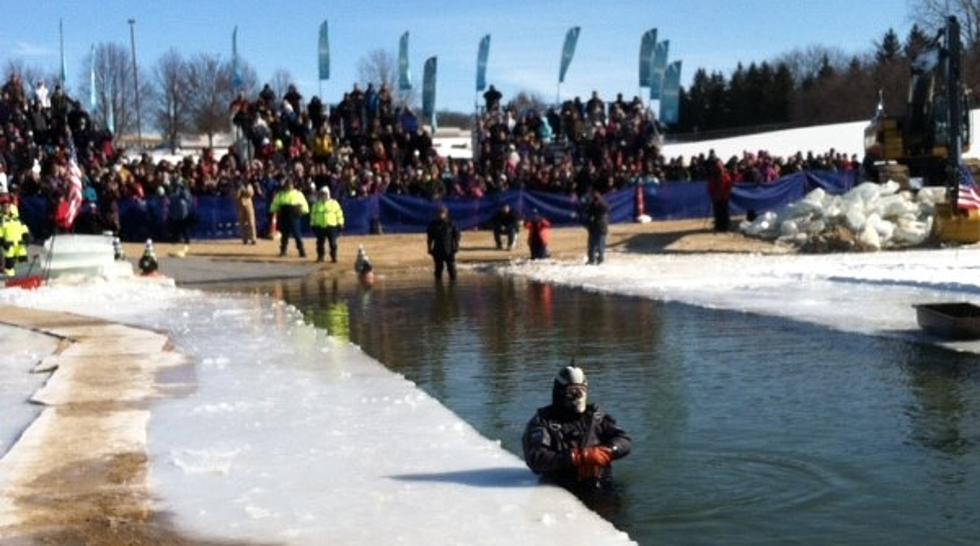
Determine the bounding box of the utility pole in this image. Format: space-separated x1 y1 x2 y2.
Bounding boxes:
128 18 143 150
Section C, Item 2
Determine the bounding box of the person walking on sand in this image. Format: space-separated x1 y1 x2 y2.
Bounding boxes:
310 186 345 263
426 206 461 282
270 178 310 258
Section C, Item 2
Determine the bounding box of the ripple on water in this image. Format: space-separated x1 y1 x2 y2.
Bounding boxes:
648 449 852 523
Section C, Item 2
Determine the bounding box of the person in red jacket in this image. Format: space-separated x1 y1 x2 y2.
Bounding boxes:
524 209 551 259
707 159 733 232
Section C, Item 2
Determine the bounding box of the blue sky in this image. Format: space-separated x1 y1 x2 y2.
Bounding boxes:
2 0 910 111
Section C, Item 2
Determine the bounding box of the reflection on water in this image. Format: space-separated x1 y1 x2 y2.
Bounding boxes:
216 273 980 545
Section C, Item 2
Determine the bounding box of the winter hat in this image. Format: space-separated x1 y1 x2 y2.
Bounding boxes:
319 186 331 199
552 365 588 413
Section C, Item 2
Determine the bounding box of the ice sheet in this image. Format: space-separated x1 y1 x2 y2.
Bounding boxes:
495 248 980 353
0 281 633 545
0 324 59 457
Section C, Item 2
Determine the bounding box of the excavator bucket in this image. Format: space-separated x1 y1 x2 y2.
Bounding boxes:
934 203 980 243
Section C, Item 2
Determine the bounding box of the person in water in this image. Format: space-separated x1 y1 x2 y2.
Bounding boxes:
522 365 631 489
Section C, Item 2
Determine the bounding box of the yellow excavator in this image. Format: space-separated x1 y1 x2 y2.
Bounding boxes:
864 16 980 243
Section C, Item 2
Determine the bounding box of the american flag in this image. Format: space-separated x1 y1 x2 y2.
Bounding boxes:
959 166 980 210
62 155 84 229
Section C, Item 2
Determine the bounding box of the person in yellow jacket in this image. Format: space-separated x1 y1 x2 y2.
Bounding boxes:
313 126 334 162
1 200 29 278
269 178 310 258
310 186 345 263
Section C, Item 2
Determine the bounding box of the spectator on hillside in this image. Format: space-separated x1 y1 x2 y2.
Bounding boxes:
483 84 502 112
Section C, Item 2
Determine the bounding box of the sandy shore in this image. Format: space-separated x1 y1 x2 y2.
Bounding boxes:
122 219 789 283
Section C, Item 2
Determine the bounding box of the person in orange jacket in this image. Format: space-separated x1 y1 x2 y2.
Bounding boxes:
524 209 551 260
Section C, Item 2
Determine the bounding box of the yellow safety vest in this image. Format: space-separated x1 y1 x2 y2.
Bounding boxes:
310 199 344 228
270 189 310 216
2 218 28 259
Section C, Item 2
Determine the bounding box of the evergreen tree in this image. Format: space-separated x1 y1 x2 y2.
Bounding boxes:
903 24 932 61
875 28 902 65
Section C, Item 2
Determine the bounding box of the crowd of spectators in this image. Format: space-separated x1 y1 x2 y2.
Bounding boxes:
0 71 864 241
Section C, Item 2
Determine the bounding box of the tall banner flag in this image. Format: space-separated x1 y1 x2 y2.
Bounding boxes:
638 28 657 87
649 40 670 99
106 78 115 134
59 19 67 85
398 32 412 90
558 26 580 84
61 153 84 230
659 60 682 124
232 26 243 90
89 44 96 110
476 34 491 92
318 20 330 80
423 56 438 130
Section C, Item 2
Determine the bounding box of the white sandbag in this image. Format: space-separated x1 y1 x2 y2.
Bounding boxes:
803 220 826 235
850 182 883 203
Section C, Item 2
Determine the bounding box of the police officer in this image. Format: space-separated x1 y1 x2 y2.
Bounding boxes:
270 177 310 258
522 365 631 488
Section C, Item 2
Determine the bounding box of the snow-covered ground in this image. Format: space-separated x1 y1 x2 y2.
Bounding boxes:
496 247 980 354
662 109 980 161
0 281 632 545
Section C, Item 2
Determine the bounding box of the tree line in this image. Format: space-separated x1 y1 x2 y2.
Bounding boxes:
677 0 980 134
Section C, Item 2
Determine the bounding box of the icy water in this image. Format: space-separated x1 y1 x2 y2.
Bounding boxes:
223 273 980 545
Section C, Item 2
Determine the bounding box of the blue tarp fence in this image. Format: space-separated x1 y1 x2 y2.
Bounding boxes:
19 170 859 242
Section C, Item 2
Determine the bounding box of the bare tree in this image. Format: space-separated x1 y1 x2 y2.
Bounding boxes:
911 0 980 46
78 42 151 136
269 68 293 99
3 60 54 92
357 48 416 106
773 45 851 86
507 90 549 114
152 49 190 152
185 53 233 147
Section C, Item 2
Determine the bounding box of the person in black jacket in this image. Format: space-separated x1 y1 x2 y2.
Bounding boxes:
522 365 631 490
426 206 461 281
583 188 609 264
492 203 519 250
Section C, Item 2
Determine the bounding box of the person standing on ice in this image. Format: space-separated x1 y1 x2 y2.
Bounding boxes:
523 365 631 489
582 188 609 264
270 177 310 258
426 205 461 282
707 159 733 232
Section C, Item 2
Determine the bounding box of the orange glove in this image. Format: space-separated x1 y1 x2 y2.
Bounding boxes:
570 446 613 468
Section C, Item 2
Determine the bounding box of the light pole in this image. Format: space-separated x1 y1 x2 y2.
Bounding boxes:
128 18 143 149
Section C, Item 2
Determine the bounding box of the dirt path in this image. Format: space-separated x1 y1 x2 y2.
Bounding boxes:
0 307 254 545
123 219 790 282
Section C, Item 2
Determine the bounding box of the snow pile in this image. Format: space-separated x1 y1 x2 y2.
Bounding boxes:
740 182 944 251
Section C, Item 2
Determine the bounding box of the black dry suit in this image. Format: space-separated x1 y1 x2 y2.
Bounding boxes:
522 383 631 487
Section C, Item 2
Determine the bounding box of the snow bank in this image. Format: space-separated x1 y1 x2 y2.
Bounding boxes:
496 248 980 354
0 281 633 545
662 109 980 162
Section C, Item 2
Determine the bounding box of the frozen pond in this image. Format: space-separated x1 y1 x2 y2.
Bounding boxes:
232 272 980 545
